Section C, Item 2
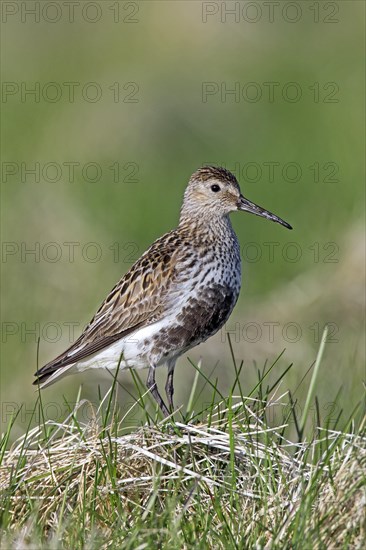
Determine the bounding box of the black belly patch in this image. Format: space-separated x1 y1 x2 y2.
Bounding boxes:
151 283 238 358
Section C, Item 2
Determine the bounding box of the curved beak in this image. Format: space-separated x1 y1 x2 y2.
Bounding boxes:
238 195 292 230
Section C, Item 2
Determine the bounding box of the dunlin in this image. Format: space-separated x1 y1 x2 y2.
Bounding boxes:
34 166 292 416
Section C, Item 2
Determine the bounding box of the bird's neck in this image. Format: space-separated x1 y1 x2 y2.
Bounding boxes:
178 213 236 241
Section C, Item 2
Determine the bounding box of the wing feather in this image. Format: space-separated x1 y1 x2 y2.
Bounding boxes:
34 228 193 381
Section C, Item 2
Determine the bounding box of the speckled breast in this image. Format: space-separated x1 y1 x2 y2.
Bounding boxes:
149 233 242 362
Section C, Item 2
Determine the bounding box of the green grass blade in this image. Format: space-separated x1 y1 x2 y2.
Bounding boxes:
299 325 328 439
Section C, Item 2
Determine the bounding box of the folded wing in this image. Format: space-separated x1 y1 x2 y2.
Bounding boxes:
34 230 188 384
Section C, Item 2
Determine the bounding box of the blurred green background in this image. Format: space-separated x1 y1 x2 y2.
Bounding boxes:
1 1 364 436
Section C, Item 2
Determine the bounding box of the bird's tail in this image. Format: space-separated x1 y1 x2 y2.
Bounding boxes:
33 363 76 389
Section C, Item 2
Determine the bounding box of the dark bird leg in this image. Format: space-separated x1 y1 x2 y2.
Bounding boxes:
147 365 169 417
165 360 176 413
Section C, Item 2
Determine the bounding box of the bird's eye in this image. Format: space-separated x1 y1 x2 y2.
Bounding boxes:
211 184 221 192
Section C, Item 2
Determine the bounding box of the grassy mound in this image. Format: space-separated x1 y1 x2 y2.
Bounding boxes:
1 392 365 549
1 334 365 548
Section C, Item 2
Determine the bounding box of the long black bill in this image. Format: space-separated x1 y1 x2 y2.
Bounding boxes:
238 195 292 230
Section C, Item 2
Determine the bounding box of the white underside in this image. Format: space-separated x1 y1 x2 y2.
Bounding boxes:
40 317 180 388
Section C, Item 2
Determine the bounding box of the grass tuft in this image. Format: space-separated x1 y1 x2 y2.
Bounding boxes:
1 394 365 548
1 341 365 548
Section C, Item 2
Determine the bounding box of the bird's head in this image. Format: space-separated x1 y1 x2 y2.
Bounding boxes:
180 166 292 230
